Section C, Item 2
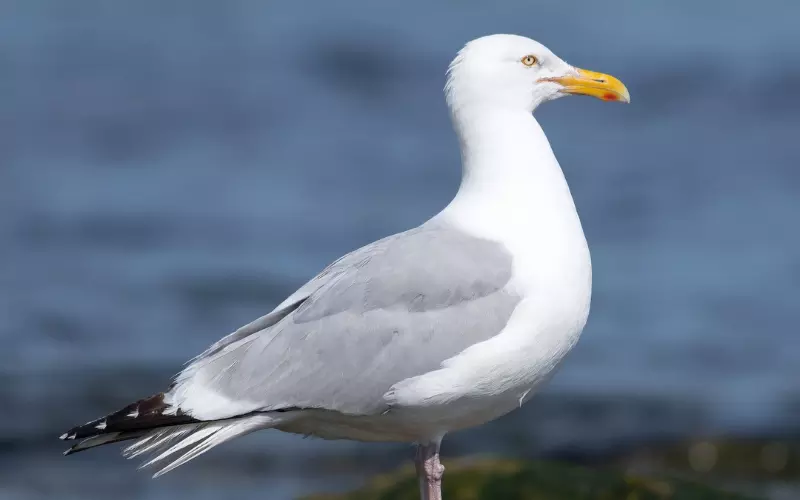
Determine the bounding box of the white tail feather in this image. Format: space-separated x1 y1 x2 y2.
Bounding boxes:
122 414 285 477
124 425 196 458
153 425 242 477
140 425 221 468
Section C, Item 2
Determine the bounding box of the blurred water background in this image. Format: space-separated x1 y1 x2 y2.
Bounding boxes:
1 0 799 499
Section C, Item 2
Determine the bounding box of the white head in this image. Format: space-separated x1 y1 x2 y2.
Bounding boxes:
445 34 630 113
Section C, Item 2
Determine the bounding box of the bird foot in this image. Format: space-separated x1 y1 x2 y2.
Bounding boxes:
416 441 445 500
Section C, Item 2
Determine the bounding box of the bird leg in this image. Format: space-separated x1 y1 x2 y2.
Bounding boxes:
415 441 445 500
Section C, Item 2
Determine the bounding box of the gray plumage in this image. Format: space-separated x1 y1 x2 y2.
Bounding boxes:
177 220 520 416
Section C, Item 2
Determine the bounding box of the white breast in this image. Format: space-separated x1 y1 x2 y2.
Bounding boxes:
386 109 592 427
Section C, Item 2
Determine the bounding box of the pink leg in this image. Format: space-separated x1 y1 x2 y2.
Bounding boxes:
415 441 445 500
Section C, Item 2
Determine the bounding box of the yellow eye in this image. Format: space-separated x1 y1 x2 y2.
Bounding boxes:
521 55 538 67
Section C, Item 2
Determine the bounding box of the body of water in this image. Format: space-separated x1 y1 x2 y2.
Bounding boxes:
2 1 799 498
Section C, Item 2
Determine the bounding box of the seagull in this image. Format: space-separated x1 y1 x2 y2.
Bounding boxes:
61 34 629 500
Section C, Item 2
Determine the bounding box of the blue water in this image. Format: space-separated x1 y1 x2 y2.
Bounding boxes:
2 1 799 498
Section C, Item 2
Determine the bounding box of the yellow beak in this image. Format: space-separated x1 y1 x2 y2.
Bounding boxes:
543 68 630 103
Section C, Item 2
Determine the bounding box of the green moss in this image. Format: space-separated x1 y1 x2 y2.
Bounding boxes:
614 438 800 481
305 459 757 500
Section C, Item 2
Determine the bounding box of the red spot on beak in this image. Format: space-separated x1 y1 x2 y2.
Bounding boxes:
603 92 618 101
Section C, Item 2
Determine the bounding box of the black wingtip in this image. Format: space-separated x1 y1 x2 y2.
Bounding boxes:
60 392 199 453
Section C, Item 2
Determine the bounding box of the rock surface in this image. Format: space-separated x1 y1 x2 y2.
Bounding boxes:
304 458 756 500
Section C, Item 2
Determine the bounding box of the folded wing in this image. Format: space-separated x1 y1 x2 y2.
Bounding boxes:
169 221 521 419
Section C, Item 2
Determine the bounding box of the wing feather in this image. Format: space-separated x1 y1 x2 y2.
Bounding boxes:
170 221 521 419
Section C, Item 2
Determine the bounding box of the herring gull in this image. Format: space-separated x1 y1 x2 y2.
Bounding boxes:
61 34 630 500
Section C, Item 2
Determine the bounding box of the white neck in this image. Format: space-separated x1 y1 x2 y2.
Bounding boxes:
438 106 583 244
434 104 591 303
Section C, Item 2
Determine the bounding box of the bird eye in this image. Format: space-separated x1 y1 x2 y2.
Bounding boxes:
521 55 538 67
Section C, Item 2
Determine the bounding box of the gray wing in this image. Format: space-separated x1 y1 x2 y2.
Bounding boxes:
175 221 520 417
192 238 377 360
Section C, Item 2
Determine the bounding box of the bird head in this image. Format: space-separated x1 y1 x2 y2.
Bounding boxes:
445 34 630 113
